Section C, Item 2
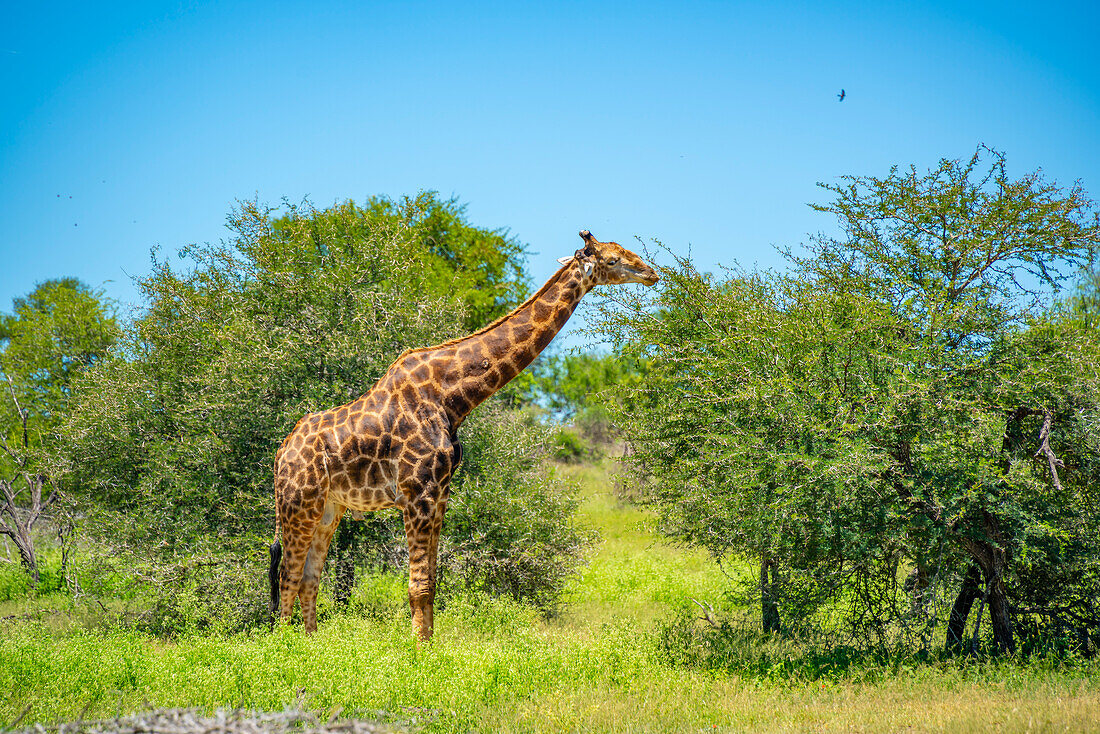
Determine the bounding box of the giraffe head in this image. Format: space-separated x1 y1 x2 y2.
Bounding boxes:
568 230 659 286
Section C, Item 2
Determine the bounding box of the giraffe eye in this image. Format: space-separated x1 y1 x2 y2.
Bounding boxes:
607 257 619 266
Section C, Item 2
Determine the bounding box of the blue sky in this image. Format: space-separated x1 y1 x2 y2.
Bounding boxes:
2 1 1098 343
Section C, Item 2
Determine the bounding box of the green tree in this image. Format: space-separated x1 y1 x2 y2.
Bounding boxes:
0 279 117 584
0 279 118 432
595 148 1100 654
796 146 1100 654
527 351 645 459
532 352 639 419
391 194 531 331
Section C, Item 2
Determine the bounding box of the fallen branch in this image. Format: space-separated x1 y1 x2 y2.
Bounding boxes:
690 597 721 629
9 707 392 734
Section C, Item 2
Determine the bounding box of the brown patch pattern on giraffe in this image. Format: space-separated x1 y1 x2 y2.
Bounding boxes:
272 230 658 639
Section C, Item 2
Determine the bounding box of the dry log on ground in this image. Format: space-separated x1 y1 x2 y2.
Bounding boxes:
12 708 398 734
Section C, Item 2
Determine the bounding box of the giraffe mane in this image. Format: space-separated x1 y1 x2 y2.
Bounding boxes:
399 259 575 358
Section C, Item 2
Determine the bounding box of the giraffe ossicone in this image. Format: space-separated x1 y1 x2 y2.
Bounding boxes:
270 230 658 639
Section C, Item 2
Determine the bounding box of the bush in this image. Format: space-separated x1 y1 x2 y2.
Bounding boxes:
550 426 588 463
441 407 597 613
0 548 68 602
0 563 33 602
573 405 617 450
132 555 270 637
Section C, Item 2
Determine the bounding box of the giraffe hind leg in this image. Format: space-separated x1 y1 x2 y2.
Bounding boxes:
298 503 345 634
278 526 311 624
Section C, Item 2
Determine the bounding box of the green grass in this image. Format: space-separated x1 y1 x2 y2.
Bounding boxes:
2 460 1098 733
556 461 730 629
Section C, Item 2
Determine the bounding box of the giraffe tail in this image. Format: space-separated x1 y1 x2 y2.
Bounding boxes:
268 539 282 625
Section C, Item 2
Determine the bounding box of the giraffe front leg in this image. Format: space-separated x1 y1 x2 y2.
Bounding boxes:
403 497 444 642
299 502 345 634
423 495 447 636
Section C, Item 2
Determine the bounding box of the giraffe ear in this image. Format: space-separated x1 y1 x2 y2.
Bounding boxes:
557 256 572 266
584 261 594 275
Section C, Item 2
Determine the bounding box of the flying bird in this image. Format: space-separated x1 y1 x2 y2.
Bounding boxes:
838 89 846 102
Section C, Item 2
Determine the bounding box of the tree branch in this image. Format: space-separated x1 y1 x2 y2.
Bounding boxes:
2 372 30 453
0 477 17 512
1034 410 1064 492
691 597 721 629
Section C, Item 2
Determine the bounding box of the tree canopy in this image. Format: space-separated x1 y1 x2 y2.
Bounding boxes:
0 278 117 452
593 148 1100 655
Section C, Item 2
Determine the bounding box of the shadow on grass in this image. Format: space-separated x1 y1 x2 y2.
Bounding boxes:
655 604 1097 684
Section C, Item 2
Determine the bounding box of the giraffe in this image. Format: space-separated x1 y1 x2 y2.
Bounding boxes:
269 230 659 639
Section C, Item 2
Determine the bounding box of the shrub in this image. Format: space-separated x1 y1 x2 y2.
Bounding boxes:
0 563 33 602
441 407 597 613
550 426 588 463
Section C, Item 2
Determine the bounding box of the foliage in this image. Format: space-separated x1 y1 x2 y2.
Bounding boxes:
383 194 531 331
591 147 1100 654
531 352 638 420
528 351 645 457
0 279 117 583
0 549 67 601
53 193 586 623
654 602 1100 683
0 278 118 444
441 408 595 611
549 425 589 463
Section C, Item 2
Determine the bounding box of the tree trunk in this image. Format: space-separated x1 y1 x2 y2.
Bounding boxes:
0 474 54 587
986 572 1016 654
963 409 1028 656
760 554 780 634
981 511 1016 656
5 522 40 586
946 563 981 653
957 536 1017 655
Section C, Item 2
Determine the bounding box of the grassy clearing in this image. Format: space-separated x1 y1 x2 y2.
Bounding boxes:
2 460 1098 733
556 461 730 629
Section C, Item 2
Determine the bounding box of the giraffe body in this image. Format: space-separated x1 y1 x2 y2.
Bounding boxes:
271 231 658 639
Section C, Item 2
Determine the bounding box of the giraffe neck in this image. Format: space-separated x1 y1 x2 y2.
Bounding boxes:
428 259 593 423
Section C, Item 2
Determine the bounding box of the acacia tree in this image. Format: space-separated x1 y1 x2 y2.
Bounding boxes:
595 148 1100 654
797 147 1099 653
0 279 117 584
593 260 909 641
